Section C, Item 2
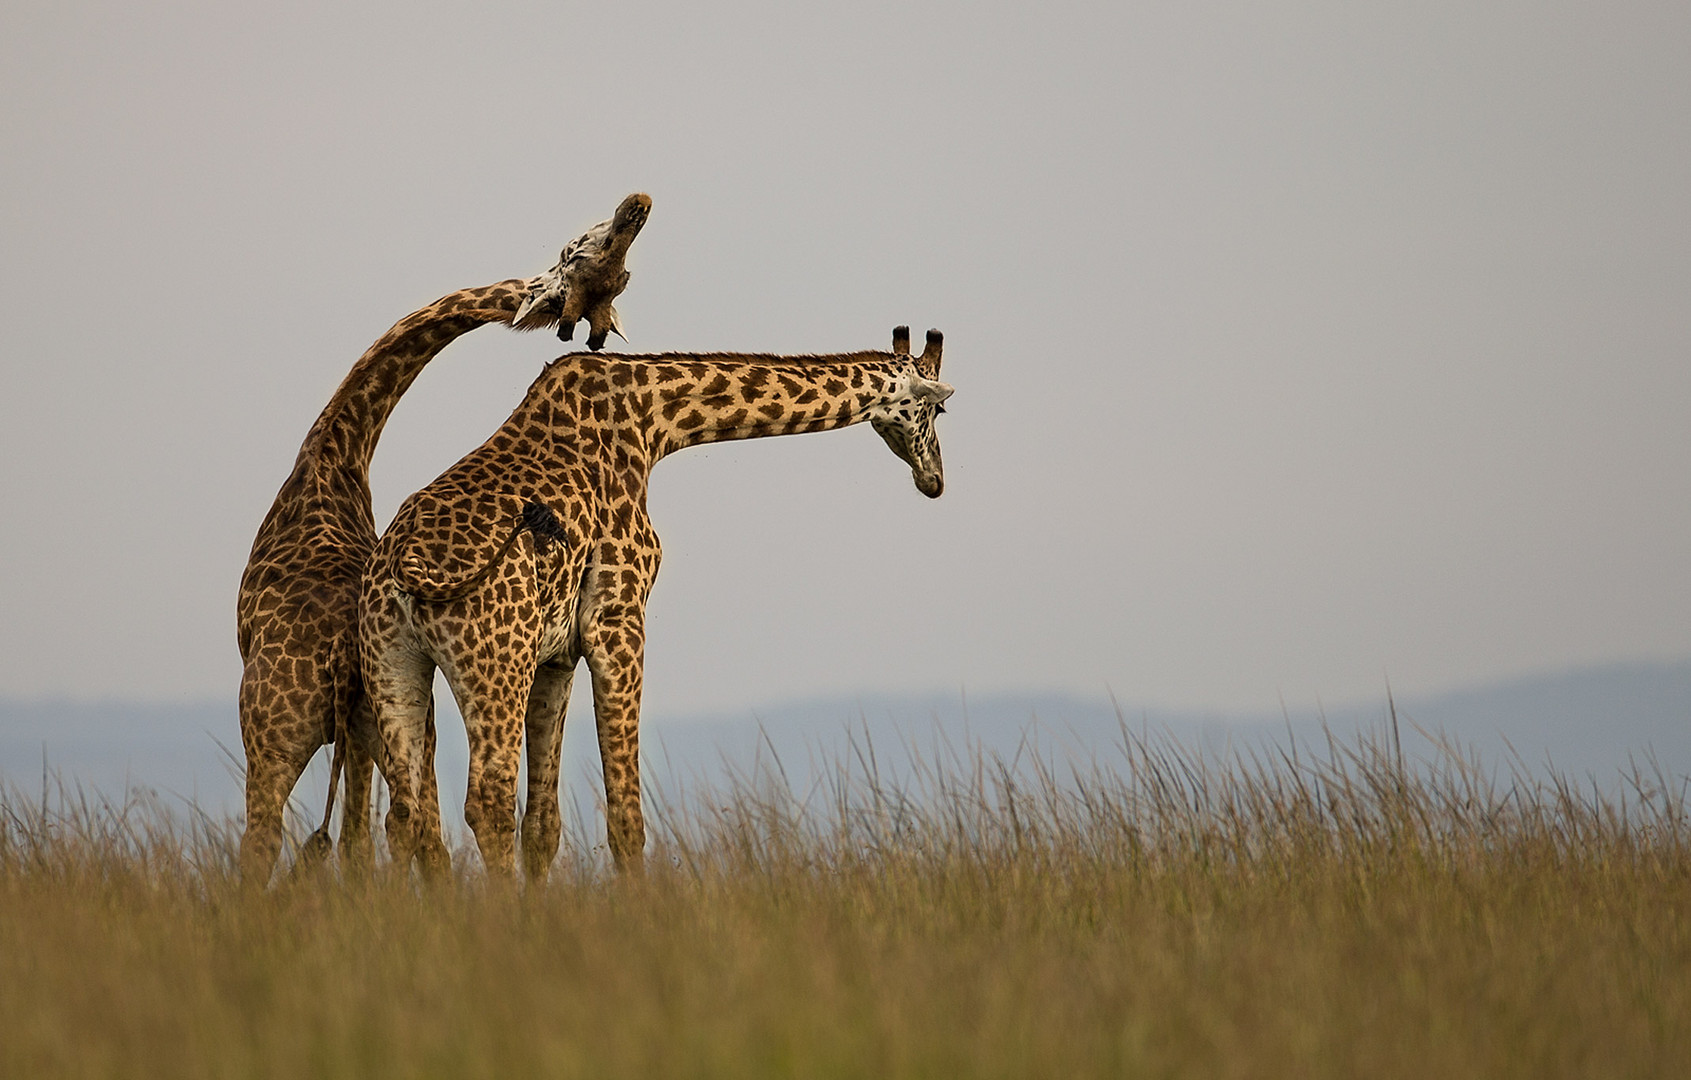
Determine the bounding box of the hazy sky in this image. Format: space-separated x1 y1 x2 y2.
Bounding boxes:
3 1 1689 718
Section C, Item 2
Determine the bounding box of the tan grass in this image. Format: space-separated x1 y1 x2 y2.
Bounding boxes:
2 724 1688 1078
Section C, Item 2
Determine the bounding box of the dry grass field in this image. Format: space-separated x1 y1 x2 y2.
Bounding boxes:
2 723 1688 1078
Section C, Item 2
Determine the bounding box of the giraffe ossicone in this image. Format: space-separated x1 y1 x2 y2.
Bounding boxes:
359 325 954 880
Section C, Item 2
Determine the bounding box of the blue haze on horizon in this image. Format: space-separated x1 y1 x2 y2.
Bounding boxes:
5 661 1689 834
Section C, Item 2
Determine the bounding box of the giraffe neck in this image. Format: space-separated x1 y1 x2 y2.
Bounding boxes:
544 350 909 466
297 278 535 479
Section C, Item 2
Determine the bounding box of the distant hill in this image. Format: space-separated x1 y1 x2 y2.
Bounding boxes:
0 698 243 814
5 660 1689 832
640 662 1691 800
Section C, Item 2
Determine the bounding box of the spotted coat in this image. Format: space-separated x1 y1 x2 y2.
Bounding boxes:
236 196 652 885
359 328 952 878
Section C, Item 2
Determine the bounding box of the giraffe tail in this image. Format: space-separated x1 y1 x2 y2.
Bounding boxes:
297 738 343 867
296 640 356 872
395 500 569 603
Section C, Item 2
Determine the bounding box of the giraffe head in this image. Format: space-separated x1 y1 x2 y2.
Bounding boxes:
513 192 653 346
871 326 952 498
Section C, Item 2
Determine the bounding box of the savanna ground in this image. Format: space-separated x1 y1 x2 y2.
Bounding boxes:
2 721 1687 1078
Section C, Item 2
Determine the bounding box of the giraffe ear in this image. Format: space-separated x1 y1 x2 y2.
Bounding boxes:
914 378 954 404
513 265 566 329
513 290 543 327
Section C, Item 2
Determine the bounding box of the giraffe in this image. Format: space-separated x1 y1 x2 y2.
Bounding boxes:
236 193 652 885
515 192 650 350
358 326 952 879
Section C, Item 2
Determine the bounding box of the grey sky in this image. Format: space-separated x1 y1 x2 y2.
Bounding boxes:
2 1 1689 718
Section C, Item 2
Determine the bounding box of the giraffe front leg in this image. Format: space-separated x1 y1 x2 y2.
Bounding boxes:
584 604 649 869
521 659 576 883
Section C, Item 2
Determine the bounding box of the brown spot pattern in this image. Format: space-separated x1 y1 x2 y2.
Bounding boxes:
359 331 950 880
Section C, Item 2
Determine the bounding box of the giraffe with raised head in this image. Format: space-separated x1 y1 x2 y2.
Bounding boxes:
359 326 952 879
236 194 652 885
515 192 650 350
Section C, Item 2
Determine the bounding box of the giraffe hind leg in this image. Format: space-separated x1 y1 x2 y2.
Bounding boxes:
585 625 648 870
240 740 323 887
238 657 327 887
521 660 576 883
334 691 446 877
368 653 448 880
445 667 530 878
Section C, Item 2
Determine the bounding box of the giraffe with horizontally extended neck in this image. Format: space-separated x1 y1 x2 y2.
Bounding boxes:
236 194 652 885
359 326 952 879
